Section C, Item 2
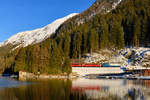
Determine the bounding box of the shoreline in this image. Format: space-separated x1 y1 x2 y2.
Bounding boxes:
19 71 79 81
2 72 150 81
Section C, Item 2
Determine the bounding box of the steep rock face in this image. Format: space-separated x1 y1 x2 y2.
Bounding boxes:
0 13 78 49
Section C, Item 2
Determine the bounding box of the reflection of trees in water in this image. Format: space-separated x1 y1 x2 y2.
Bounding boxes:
0 79 150 100
70 91 121 100
0 79 102 100
0 79 72 100
70 92 88 100
125 80 150 87
0 79 125 100
124 88 145 100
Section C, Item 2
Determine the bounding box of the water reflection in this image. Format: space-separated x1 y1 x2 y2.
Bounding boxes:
0 77 28 88
0 78 150 100
0 79 72 100
72 79 150 100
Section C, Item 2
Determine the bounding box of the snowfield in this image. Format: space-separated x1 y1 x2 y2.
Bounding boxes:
83 50 112 64
118 47 150 67
83 47 150 68
0 13 78 48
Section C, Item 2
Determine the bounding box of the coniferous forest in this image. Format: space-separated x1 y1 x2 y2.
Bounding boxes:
0 0 150 74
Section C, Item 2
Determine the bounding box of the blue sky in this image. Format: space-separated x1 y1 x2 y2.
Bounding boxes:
0 0 95 42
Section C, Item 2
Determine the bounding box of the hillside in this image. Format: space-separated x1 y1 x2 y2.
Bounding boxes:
1 0 150 75
0 13 78 49
56 0 122 34
82 47 150 68
0 0 122 52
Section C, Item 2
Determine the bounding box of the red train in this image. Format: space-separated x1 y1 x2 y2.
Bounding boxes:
72 63 101 67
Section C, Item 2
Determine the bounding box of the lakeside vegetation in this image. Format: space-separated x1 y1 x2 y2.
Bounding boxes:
0 0 150 74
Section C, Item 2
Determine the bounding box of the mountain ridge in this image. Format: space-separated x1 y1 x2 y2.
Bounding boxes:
0 0 123 50
55 0 123 35
0 13 78 49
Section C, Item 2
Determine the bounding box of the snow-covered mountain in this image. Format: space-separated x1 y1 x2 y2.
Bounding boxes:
0 0 123 49
0 0 123 50
0 13 78 48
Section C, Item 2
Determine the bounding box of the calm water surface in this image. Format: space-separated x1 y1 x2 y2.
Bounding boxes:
0 77 150 100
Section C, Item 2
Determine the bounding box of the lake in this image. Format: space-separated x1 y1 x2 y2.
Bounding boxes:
0 77 150 100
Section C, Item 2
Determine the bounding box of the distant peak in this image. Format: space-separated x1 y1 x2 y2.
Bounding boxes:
0 13 78 49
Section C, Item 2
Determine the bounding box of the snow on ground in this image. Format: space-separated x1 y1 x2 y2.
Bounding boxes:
83 47 150 68
0 13 78 49
118 47 150 67
112 0 122 9
106 0 123 13
83 50 113 64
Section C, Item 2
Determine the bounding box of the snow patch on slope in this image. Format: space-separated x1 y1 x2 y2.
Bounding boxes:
106 0 122 13
0 13 78 48
83 50 113 64
112 0 122 9
83 47 150 68
107 47 150 67
115 47 150 67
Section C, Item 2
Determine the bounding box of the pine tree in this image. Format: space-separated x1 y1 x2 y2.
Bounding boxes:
31 45 41 73
110 18 124 49
132 18 140 47
50 41 62 74
99 17 109 49
62 57 72 75
89 29 98 52
72 32 82 58
116 25 125 49
14 48 26 72
81 24 89 54
63 33 70 57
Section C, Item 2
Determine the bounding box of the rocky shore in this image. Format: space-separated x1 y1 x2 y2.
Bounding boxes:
19 71 79 81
